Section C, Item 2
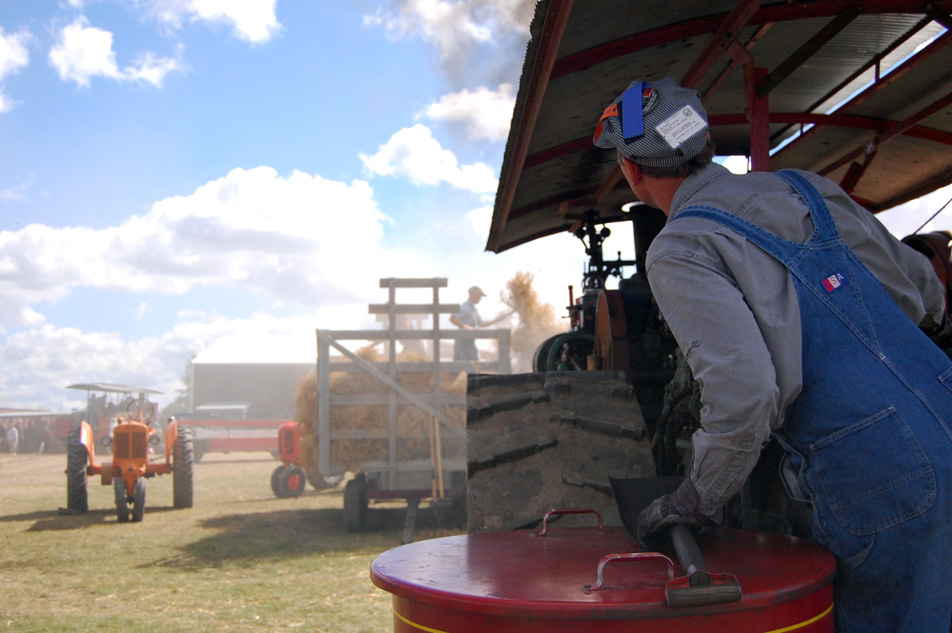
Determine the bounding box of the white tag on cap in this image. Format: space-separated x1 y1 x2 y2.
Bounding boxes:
655 105 707 149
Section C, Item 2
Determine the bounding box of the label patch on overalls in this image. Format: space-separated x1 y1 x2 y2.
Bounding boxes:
821 272 848 293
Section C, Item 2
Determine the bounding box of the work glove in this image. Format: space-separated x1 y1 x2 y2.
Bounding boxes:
636 477 717 550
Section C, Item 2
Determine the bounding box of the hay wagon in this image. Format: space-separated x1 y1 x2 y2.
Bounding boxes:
313 278 511 542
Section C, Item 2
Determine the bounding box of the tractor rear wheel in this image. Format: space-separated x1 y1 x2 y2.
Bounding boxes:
271 465 286 498
466 371 656 533
173 428 194 509
66 427 88 513
131 477 146 522
114 478 130 523
278 464 306 498
343 472 368 532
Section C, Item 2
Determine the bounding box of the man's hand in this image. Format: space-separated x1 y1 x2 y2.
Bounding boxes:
636 477 717 550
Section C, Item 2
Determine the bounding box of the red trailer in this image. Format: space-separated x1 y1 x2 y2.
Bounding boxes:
175 417 289 461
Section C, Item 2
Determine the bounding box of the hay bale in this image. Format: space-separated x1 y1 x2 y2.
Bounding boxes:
293 343 465 476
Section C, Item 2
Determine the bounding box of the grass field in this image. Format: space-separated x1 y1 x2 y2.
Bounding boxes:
0 451 465 632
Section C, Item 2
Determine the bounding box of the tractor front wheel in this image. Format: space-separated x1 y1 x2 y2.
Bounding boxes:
66 427 88 513
131 478 146 522
114 478 130 522
173 428 194 509
271 465 286 498
278 464 306 498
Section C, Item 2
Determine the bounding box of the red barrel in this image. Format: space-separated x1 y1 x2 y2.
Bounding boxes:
371 525 835 632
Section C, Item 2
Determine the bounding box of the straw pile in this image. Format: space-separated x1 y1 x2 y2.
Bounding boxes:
501 271 569 372
294 343 465 478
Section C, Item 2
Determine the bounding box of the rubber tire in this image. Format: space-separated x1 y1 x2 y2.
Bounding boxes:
271 465 287 498
66 427 89 513
131 477 146 522
114 477 130 523
466 371 654 533
278 464 306 498
173 428 194 509
343 473 368 532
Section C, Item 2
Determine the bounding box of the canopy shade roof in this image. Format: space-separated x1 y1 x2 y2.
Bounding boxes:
488 0 952 253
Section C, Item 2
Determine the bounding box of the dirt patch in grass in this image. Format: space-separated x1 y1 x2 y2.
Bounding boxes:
0 452 464 632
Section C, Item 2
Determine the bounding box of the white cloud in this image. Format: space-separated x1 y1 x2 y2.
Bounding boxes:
0 27 30 79
133 301 152 320
49 16 184 87
465 203 492 236
360 123 497 193
0 174 37 202
366 0 531 60
143 0 281 44
0 26 31 113
420 83 515 142
365 0 534 83
0 166 413 328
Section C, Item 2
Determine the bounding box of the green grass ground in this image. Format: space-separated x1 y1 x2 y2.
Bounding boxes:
0 451 464 632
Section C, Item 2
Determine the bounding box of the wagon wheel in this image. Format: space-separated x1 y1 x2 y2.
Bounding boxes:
173 428 194 509
131 478 146 522
344 472 368 532
66 427 89 513
271 465 287 498
127 399 155 424
114 478 130 523
279 464 306 498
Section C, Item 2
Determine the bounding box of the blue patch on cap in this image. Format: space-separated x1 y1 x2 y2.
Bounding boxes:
620 81 646 141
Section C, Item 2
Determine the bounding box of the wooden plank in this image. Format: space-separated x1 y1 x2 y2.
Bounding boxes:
325 329 507 341
327 360 507 373
379 278 448 288
328 393 465 406
367 304 459 315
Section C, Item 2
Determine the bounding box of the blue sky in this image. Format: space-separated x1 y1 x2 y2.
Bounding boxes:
1 0 950 413
0 0 592 412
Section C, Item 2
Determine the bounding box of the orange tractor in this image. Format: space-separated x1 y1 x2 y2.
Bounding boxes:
271 421 307 498
64 399 194 522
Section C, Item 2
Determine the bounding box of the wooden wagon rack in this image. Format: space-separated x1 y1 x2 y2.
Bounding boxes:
315 277 510 540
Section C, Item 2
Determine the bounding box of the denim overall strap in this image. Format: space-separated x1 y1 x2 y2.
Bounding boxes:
673 171 952 633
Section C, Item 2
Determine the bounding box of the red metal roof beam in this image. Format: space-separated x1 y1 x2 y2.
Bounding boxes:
680 0 764 89
818 88 952 177
488 0 574 252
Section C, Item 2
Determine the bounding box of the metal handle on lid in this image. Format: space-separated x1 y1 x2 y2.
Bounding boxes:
532 508 613 536
583 552 675 592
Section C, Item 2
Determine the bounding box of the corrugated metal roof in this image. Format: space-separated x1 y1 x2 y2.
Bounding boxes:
489 0 952 253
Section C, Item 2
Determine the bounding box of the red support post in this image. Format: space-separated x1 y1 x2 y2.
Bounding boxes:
749 67 770 172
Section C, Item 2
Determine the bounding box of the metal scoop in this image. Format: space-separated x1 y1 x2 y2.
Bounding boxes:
610 476 742 608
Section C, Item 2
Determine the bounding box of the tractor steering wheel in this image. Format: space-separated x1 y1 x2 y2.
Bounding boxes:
127 399 156 424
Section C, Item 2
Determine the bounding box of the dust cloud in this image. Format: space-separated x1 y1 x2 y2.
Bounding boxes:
500 271 568 373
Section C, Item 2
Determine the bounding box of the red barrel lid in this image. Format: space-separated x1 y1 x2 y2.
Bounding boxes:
371 525 835 620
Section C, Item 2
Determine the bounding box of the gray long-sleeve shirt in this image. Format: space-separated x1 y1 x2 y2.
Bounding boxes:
645 162 945 515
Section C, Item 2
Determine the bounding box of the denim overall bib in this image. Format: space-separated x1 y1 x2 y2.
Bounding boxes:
675 170 952 633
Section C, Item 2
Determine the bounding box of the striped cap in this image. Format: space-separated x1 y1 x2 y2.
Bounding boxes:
593 77 709 168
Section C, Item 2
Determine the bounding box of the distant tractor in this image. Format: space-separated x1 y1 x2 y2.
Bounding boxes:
64 399 194 522
271 421 307 498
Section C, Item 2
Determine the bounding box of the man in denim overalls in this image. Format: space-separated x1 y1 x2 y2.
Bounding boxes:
594 77 952 632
